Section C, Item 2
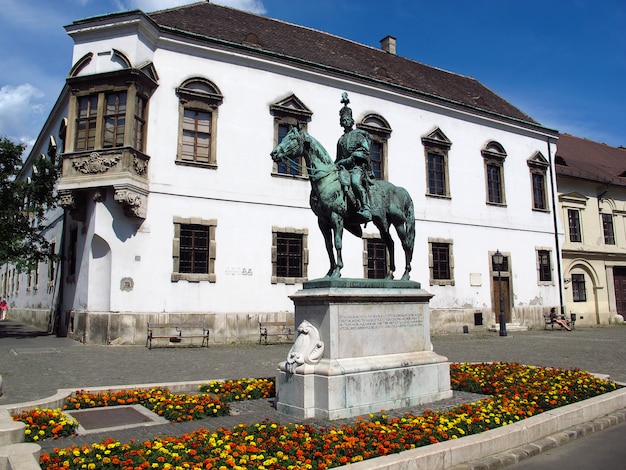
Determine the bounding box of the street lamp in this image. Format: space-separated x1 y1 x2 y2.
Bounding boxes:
493 249 507 337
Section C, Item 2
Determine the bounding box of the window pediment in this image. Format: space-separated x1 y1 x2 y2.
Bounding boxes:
482 141 507 160
559 191 588 207
528 151 549 170
421 127 452 149
270 94 313 120
177 78 223 105
358 114 392 136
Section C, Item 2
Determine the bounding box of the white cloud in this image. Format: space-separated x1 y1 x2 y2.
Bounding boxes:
118 0 266 14
212 0 266 14
0 84 45 145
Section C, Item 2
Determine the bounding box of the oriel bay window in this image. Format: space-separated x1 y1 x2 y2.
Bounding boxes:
68 70 155 153
60 64 157 219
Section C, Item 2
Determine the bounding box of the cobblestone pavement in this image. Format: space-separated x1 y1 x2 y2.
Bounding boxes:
1 321 625 466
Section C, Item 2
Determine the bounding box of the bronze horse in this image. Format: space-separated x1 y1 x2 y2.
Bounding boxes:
270 126 415 280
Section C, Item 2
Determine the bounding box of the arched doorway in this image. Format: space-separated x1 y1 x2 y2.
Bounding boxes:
89 235 111 311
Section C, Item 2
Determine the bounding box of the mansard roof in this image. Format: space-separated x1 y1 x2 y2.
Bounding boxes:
556 133 626 186
71 1 546 131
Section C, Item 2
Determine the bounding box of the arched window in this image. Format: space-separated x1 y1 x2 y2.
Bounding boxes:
357 114 391 180
176 78 223 167
482 141 507 205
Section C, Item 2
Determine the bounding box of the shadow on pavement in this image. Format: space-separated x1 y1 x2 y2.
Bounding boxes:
0 320 50 339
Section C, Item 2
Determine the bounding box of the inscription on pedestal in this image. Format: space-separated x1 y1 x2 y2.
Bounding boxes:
339 312 424 330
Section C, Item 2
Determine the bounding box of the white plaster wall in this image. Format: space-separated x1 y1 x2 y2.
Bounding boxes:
4 14 562 335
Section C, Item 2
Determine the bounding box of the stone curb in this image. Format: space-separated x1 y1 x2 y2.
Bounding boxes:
345 386 626 469
0 380 212 470
2 382 626 469
0 443 41 470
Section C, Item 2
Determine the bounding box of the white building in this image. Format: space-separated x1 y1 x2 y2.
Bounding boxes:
1 1 562 344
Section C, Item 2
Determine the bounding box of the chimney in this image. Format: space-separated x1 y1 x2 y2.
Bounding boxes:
380 35 396 55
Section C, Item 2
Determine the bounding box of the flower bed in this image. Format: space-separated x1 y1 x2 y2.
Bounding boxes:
13 378 274 442
20 364 620 469
11 408 78 442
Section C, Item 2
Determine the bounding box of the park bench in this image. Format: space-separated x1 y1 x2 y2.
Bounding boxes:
146 322 210 349
543 313 571 331
259 321 295 344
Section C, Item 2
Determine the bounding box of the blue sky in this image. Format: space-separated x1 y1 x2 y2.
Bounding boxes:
1 0 624 151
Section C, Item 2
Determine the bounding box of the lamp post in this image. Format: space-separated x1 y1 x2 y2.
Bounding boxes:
493 249 507 337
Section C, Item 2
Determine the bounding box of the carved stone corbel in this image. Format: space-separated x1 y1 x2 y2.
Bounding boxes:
58 189 76 210
58 189 86 221
114 186 147 219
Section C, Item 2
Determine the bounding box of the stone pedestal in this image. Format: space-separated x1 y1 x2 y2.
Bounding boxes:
276 278 452 420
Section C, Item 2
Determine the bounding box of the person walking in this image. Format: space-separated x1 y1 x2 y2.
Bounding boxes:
0 298 7 321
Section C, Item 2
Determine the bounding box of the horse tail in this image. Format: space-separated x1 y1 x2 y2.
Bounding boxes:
403 189 415 254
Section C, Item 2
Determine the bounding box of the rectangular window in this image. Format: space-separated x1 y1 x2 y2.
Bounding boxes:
602 213 615 245
427 153 446 196
429 239 454 285
182 109 211 163
276 124 301 176
538 250 552 282
370 141 383 180
532 173 546 210
366 239 387 279
568 209 582 242
572 273 586 302
432 243 451 280
276 233 303 278
103 91 127 148
172 218 217 282
75 95 98 151
132 94 147 151
487 164 503 204
179 224 209 274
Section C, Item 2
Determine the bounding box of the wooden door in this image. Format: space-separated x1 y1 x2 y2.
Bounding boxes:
493 277 511 323
613 267 626 318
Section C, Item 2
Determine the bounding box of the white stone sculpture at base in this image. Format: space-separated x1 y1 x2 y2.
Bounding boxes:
280 320 325 374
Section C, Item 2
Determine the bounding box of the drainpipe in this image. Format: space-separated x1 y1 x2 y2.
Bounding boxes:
547 138 565 316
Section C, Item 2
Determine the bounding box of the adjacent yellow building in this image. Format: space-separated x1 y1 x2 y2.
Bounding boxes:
557 134 626 325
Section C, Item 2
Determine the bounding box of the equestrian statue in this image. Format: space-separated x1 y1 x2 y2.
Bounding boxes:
270 93 415 280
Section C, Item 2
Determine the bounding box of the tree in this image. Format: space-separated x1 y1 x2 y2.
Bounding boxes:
0 137 60 271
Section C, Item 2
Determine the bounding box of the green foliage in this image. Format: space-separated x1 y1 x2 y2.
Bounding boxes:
0 137 60 271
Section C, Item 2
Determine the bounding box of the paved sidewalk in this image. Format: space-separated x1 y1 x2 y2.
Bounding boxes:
1 320 626 468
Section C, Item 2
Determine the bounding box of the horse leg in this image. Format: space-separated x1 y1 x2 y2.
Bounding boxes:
380 229 396 280
319 220 336 277
330 213 344 278
394 220 413 281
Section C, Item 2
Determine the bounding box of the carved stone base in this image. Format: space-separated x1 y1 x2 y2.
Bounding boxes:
275 279 452 420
